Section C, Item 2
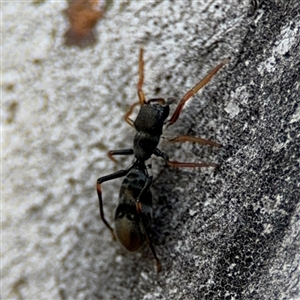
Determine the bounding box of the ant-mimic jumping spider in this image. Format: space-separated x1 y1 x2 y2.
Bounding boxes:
96 48 228 272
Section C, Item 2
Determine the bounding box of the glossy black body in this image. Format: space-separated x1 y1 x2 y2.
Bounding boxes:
114 161 152 251
97 49 226 271
114 102 169 252
133 103 170 160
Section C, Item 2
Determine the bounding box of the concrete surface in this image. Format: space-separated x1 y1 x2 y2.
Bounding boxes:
2 0 299 299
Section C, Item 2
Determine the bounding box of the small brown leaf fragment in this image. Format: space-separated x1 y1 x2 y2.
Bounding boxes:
63 0 104 47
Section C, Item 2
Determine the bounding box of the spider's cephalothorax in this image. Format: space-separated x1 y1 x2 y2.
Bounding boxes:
133 102 170 161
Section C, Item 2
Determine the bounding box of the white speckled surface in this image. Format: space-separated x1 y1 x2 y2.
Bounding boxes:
3 1 299 299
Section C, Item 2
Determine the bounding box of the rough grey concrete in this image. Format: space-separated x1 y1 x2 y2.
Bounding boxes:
2 0 299 299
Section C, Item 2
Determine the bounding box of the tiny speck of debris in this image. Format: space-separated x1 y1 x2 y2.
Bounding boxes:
140 271 149 280
5 101 19 124
189 209 198 216
115 255 123 264
63 0 105 47
224 100 240 118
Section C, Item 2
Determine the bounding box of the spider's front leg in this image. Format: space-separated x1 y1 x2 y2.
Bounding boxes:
167 58 229 126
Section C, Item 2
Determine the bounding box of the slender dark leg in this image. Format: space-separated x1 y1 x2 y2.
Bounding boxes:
154 148 217 168
166 160 218 168
97 169 130 240
136 177 161 272
168 135 221 148
167 58 229 126
107 149 134 163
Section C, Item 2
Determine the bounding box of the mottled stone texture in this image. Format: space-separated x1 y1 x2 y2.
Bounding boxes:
3 1 299 299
